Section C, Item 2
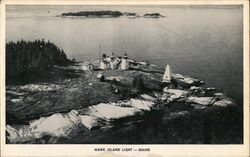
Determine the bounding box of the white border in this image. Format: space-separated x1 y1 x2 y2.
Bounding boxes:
1 1 249 157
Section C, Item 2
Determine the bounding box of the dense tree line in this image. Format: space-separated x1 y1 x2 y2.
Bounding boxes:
62 10 123 17
6 39 71 82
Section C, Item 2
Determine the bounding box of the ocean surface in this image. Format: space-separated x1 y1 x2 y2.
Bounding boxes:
6 5 243 104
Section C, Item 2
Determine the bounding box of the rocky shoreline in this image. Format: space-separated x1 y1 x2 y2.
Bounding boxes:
6 58 241 144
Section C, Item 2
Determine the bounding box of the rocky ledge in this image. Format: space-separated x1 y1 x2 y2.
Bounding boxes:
6 57 240 144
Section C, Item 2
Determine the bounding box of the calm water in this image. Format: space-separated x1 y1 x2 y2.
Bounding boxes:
6 5 243 104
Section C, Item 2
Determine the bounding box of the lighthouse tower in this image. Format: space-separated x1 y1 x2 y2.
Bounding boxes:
121 53 129 70
162 64 171 83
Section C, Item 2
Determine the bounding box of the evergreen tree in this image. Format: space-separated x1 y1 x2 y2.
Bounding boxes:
6 40 71 82
132 75 146 91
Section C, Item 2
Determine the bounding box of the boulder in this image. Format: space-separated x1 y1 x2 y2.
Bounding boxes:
213 99 236 107
186 96 216 106
19 84 62 92
130 99 154 110
140 94 156 101
79 115 99 130
163 88 188 101
6 110 81 143
85 102 141 120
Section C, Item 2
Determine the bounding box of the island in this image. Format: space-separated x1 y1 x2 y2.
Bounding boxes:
61 10 124 18
144 13 164 18
61 10 164 18
5 40 242 144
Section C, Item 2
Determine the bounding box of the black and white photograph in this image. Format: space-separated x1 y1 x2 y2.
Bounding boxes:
1 1 249 155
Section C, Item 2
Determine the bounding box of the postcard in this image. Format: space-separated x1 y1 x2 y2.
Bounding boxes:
1 0 249 156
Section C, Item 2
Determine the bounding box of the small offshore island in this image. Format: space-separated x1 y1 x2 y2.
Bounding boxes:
61 10 164 18
6 40 242 144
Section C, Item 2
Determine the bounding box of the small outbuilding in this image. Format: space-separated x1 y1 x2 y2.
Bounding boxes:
82 63 94 71
97 72 105 82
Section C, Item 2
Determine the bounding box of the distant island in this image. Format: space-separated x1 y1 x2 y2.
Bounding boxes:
61 10 164 18
144 13 165 18
62 10 123 17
